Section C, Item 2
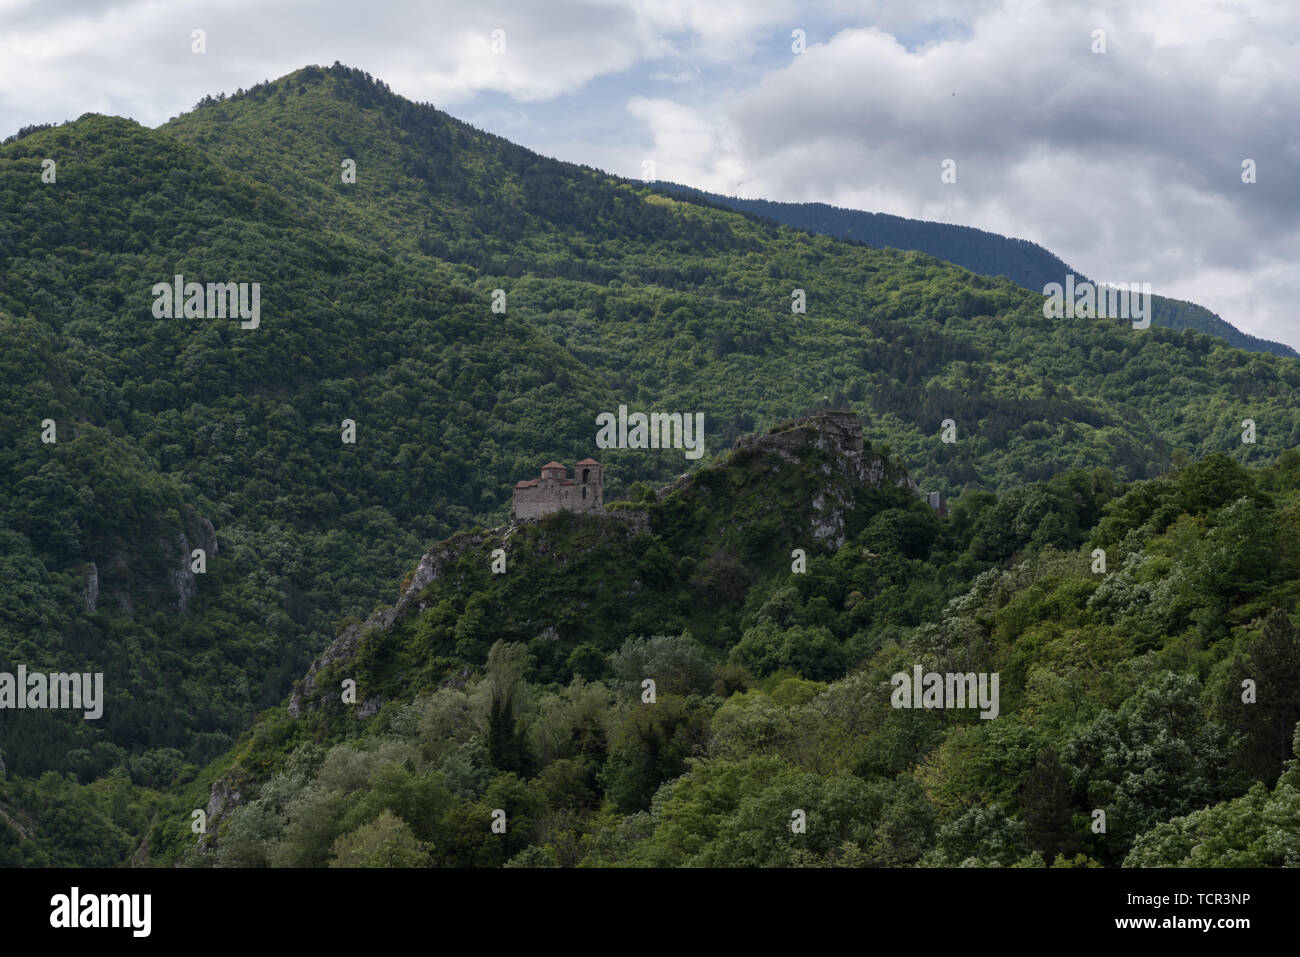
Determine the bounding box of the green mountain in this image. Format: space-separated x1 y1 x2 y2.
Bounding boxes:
657 185 1300 359
1 63 1298 866
145 413 1300 868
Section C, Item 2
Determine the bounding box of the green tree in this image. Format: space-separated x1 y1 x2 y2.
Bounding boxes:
330 810 429 867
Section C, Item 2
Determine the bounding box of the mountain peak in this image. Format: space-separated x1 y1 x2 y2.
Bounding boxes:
179 62 407 121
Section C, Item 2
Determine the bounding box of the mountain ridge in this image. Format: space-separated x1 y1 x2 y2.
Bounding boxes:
653 183 1299 360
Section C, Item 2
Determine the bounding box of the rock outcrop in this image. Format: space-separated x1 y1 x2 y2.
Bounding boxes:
81 563 99 612
289 523 514 717
733 411 922 549
198 769 243 854
171 517 218 613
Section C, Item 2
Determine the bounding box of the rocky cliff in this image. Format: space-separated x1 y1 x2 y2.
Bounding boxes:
287 410 925 717
730 410 922 549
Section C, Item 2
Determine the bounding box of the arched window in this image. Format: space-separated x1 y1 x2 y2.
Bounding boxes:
582 468 590 483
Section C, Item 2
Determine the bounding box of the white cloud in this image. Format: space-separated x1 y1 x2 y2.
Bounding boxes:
623 0 1300 347
627 96 748 189
0 0 820 128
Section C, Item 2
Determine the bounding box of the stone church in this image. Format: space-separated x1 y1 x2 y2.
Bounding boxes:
512 458 604 519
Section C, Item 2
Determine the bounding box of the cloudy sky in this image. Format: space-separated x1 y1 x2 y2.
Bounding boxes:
2 0 1297 349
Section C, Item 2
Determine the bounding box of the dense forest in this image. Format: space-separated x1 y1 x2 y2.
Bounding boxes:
0 64 1297 866
7 412 1298 867
661 185 1299 359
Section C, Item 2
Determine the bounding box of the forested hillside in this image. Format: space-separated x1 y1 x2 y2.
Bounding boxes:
140 415 1300 867
1 64 1298 866
660 185 1299 359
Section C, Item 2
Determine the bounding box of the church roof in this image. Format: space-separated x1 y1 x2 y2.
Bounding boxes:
576 457 601 466
541 461 565 470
